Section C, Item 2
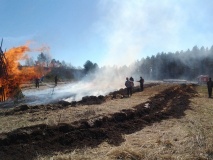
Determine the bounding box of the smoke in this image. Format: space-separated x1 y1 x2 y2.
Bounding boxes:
95 0 213 68
2 42 138 106
22 1 154 105
97 1 145 66
3 1 213 106
96 0 186 67
22 65 139 105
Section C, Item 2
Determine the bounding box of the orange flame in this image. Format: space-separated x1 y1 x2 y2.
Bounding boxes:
1 45 48 99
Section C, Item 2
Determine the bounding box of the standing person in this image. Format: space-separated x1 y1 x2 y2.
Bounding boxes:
130 76 134 82
55 75 58 86
137 77 144 91
35 77 39 88
207 77 213 98
130 77 134 86
125 77 131 97
129 76 134 96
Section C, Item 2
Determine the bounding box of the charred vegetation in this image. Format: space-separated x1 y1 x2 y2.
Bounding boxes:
0 84 197 159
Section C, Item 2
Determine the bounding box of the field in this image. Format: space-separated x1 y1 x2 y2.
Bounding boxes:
0 83 213 160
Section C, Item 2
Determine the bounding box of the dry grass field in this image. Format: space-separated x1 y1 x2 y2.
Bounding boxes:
0 83 213 160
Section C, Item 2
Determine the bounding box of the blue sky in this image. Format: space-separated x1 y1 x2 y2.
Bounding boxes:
1 0 213 67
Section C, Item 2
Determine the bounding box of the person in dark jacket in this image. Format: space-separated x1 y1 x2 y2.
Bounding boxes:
207 77 213 98
129 76 134 95
55 75 58 86
137 77 144 91
130 77 134 83
125 77 132 97
35 77 40 88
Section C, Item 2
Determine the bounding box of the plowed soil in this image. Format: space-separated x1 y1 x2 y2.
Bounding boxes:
0 83 198 160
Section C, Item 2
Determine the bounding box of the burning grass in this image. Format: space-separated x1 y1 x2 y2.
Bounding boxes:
0 84 213 160
0 45 50 102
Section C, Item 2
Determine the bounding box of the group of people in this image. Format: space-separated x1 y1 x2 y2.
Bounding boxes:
125 76 144 97
124 76 213 98
35 75 58 88
33 75 212 98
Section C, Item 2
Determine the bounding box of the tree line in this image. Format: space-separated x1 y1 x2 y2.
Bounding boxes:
23 45 213 82
134 45 213 81
24 52 99 81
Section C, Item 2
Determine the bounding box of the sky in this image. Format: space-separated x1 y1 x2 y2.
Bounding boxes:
1 0 213 68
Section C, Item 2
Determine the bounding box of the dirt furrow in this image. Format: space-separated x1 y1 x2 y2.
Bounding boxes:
0 84 197 160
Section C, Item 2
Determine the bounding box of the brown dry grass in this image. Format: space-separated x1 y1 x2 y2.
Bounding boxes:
0 84 169 134
1 84 213 160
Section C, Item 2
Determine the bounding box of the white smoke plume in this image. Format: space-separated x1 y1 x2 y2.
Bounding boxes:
21 1 145 105
96 0 213 66
22 65 139 105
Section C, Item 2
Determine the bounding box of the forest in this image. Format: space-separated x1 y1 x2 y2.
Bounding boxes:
136 45 213 80
24 45 213 82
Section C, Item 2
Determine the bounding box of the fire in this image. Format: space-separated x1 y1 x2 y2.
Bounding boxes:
0 45 45 100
